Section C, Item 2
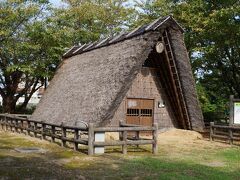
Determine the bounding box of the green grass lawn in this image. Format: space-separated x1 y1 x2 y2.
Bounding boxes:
0 131 239 179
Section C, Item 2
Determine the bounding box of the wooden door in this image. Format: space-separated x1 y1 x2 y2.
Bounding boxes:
126 98 154 126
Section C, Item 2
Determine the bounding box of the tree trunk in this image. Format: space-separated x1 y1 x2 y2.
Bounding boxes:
2 96 16 113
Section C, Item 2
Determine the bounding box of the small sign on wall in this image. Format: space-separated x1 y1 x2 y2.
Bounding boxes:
234 102 240 124
128 100 137 108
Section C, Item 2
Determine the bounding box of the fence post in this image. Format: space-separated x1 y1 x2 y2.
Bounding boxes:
10 119 13 132
27 120 31 135
229 128 233 145
61 123 66 147
0 116 3 130
229 95 234 125
119 121 123 141
88 123 94 155
153 123 158 154
210 122 214 141
15 119 18 133
74 129 79 151
122 130 127 155
51 126 55 142
4 116 7 131
20 120 24 133
41 122 46 140
34 122 37 137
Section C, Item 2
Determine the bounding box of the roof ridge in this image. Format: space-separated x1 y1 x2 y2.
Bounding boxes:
62 15 183 59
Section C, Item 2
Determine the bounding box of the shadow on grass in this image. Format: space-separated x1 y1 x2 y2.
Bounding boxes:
1 132 240 179
0 147 239 179
0 155 83 179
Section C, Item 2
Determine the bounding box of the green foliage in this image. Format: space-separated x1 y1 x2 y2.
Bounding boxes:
196 83 217 113
134 0 240 117
0 0 135 113
2 0 238 116
57 0 136 44
0 0 70 112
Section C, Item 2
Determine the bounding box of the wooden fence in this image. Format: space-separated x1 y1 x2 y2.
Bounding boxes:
88 121 158 155
210 122 240 145
0 114 89 152
0 114 158 155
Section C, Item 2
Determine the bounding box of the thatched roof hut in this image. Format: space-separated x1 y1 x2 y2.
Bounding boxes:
32 16 204 131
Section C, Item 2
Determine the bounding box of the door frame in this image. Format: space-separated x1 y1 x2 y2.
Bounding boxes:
125 97 155 126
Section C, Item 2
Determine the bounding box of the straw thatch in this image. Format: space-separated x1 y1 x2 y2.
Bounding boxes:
169 28 205 131
32 32 160 126
32 16 204 131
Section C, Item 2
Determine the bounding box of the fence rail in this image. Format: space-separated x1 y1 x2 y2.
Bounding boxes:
210 122 240 145
0 114 89 152
0 114 158 155
87 121 158 155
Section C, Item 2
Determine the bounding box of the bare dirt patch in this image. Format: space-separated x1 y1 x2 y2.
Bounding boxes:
157 128 231 148
201 161 226 167
159 128 203 141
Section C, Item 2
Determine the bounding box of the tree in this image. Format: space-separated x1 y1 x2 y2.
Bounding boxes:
134 0 240 114
0 0 68 113
0 0 136 113
57 0 136 44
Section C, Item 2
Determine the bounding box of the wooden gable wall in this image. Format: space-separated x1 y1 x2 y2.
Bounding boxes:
108 67 179 130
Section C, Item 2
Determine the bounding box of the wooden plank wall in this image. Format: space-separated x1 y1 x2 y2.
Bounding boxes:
109 67 178 130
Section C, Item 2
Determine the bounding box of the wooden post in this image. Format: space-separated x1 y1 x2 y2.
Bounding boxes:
136 131 140 139
51 126 55 142
119 120 123 140
61 123 66 147
41 122 46 140
136 131 140 148
153 123 158 154
0 117 3 130
210 122 214 141
229 128 233 145
20 120 24 133
122 130 127 155
15 120 18 133
27 120 31 135
74 129 79 151
10 119 13 132
88 123 94 155
229 95 234 125
34 122 38 137
4 116 7 131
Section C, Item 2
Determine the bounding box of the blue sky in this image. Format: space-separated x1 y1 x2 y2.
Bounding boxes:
49 0 66 7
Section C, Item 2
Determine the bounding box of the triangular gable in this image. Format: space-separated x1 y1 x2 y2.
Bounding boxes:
32 16 204 131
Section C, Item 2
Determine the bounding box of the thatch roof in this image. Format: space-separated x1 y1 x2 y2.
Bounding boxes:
32 15 204 131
